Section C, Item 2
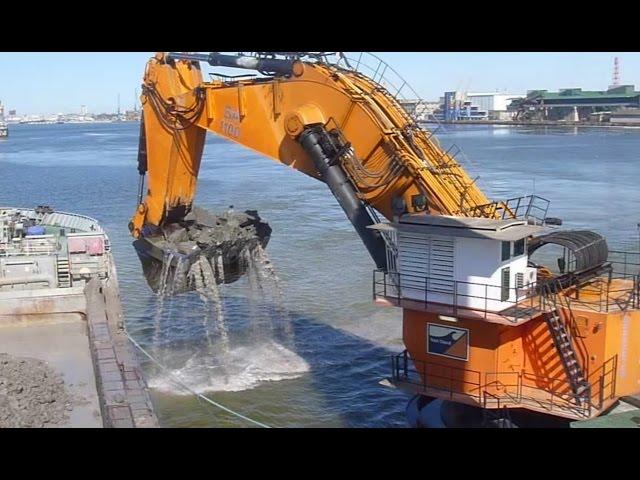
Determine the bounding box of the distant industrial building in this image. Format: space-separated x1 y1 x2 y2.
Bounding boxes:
610 108 640 125
398 99 440 122
509 85 640 122
124 109 142 122
442 91 487 121
431 91 524 122
465 92 525 120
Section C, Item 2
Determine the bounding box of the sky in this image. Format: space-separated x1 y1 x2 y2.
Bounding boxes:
0 52 638 115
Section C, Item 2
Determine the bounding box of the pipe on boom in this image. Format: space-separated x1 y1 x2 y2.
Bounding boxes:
166 52 304 77
297 125 387 270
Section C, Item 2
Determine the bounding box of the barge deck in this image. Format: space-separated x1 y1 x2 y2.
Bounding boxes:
0 206 158 427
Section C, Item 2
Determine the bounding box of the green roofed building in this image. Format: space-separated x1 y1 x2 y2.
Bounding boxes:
508 85 640 122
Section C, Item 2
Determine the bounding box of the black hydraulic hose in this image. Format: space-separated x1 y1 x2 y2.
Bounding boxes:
143 85 205 132
137 113 147 176
298 126 387 270
136 113 148 205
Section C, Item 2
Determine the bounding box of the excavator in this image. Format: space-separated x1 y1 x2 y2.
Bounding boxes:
130 52 640 427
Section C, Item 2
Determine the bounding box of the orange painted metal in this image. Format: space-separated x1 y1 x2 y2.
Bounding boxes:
130 52 640 421
400 278 640 419
130 52 490 235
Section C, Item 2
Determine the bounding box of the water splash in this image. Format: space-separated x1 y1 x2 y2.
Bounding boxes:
150 243 300 394
148 341 309 394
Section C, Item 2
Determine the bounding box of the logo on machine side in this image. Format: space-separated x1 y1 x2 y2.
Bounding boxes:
427 323 469 361
221 106 241 138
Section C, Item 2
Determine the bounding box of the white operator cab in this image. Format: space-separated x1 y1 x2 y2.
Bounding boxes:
379 214 546 313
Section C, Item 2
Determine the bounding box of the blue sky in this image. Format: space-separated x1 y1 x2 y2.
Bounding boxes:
0 52 637 114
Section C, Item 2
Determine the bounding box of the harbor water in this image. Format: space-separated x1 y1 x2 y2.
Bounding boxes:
1 122 639 427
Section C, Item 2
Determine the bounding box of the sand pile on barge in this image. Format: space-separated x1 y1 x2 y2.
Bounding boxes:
0 353 73 428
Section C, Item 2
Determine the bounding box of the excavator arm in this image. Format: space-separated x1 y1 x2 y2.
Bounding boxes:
129 52 492 269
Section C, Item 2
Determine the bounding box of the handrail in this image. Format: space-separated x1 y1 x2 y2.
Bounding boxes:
542 282 589 401
392 351 483 400
374 267 639 318
391 350 601 417
374 268 544 323
483 390 502 409
564 274 639 313
587 354 617 409
297 52 496 200
557 291 591 380
463 194 551 225
0 207 105 232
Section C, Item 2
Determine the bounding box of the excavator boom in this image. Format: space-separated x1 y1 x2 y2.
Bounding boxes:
130 52 492 270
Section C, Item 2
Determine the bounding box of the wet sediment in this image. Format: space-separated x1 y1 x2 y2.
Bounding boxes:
0 353 73 428
136 206 272 294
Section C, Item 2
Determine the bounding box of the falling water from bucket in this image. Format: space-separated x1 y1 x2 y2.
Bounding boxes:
149 236 305 395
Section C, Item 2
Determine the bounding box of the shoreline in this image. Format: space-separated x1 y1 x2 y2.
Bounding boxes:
420 120 640 129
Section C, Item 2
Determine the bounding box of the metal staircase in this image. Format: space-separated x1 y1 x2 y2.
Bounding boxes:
542 282 590 406
56 257 71 288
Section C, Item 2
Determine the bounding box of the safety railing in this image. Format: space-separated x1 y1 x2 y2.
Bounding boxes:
609 250 640 278
462 194 551 225
483 372 522 406
297 52 495 199
252 52 430 121
391 350 483 402
374 265 639 320
608 250 640 310
391 350 614 418
588 355 618 410
336 53 496 193
561 272 640 313
330 53 435 121
518 377 592 418
374 269 545 323
0 237 59 257
0 248 58 257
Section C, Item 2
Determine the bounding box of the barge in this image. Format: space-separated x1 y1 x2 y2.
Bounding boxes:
0 206 158 427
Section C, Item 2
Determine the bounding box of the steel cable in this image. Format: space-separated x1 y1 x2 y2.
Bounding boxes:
124 328 272 429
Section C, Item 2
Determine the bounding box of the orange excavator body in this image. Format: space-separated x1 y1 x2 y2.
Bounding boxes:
130 52 491 237
131 52 640 424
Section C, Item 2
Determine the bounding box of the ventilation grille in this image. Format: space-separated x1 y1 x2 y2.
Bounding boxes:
398 233 455 295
